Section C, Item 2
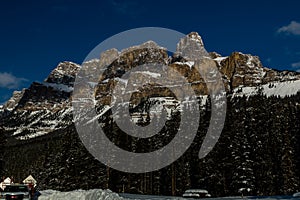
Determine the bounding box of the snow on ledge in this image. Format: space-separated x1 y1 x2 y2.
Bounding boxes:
42 82 73 92
232 80 300 98
213 56 228 65
174 61 195 69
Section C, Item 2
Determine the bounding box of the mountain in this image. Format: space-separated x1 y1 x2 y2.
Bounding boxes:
0 61 79 140
0 32 300 197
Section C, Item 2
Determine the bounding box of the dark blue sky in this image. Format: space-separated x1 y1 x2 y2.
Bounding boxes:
1 0 300 103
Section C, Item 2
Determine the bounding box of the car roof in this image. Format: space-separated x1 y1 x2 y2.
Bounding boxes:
3 184 29 192
184 189 209 193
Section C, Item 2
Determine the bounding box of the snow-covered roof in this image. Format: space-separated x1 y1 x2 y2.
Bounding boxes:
23 175 37 186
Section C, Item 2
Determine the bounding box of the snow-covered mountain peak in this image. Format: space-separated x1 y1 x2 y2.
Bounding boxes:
187 32 204 45
99 48 119 67
44 61 81 86
121 40 166 55
0 61 80 140
174 32 208 60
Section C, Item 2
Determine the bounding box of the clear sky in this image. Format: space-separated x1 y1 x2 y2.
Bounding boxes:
0 0 300 104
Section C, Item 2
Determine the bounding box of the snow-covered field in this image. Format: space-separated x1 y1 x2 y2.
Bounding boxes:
39 189 299 200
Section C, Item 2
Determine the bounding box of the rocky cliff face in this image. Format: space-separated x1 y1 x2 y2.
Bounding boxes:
216 52 300 91
0 32 300 196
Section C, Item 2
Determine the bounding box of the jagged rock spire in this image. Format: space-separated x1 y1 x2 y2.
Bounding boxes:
175 32 209 60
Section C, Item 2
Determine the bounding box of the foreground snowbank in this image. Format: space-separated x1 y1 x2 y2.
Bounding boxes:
38 189 299 200
39 189 124 200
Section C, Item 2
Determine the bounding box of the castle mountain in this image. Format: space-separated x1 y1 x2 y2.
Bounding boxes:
0 32 300 197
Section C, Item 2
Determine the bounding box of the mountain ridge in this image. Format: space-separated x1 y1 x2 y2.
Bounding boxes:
1 35 300 139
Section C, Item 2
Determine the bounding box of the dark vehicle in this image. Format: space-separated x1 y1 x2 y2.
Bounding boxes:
293 192 300 198
0 184 30 200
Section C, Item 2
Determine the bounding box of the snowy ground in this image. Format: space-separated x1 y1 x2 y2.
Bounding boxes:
39 189 123 200
39 189 299 200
